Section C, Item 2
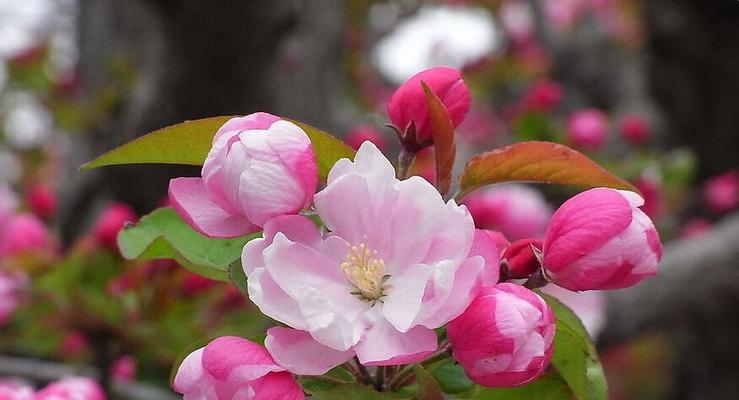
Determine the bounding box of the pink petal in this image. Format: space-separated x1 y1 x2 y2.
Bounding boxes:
265 327 355 375
382 263 436 332
169 177 258 238
354 309 438 365
250 372 305 400
202 336 282 382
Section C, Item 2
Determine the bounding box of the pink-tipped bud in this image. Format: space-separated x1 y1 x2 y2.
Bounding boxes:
619 114 649 145
703 170 739 215
543 188 662 291
169 113 318 238
173 336 303 400
344 125 388 152
93 203 137 251
502 239 543 279
26 185 57 220
566 108 608 150
387 66 471 143
448 283 555 387
34 377 105 400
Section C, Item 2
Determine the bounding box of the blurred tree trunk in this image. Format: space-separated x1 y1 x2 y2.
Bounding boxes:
644 0 739 180
60 0 346 241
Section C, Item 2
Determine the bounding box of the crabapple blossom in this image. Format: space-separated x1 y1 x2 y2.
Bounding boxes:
703 170 738 214
34 377 105 400
522 80 563 112
0 270 28 326
619 114 649 145
566 108 608 150
448 283 555 387
542 188 662 291
502 239 543 279
387 66 471 143
0 214 50 257
463 184 551 241
93 202 136 250
244 142 487 370
0 380 34 400
169 113 318 238
173 336 303 400
111 355 136 383
344 125 387 151
26 185 57 220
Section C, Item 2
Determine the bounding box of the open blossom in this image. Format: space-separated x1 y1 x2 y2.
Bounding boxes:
542 188 662 291
34 377 105 400
169 113 318 238
387 66 471 142
0 380 34 400
448 283 555 387
173 336 303 400
463 184 551 241
244 142 489 371
566 108 608 150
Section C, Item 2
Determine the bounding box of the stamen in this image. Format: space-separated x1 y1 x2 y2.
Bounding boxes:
340 238 387 301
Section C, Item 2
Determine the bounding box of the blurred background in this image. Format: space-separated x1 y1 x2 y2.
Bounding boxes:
0 0 737 399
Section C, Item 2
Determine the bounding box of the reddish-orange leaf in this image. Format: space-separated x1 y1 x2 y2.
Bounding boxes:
457 141 637 200
421 81 456 196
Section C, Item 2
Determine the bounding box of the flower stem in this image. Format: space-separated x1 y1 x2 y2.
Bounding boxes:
305 375 352 385
397 148 416 180
374 365 387 391
353 357 373 385
389 343 452 390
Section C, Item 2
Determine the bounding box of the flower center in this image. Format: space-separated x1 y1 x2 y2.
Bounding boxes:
340 239 388 302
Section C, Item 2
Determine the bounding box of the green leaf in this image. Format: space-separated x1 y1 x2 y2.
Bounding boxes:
457 141 637 200
228 259 248 295
421 81 456 196
464 373 572 400
541 293 608 400
305 383 414 400
428 359 474 394
117 208 258 281
81 116 355 180
414 365 444 400
82 116 234 169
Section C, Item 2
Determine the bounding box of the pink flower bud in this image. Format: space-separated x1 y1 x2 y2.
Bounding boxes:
448 283 555 387
93 203 137 250
566 109 608 150
502 239 543 279
344 125 388 151
27 185 57 220
111 355 136 383
619 114 649 145
34 377 105 400
522 80 563 112
703 170 739 214
173 336 303 400
0 270 28 326
0 379 34 400
387 66 471 143
0 214 50 257
463 184 552 241
169 113 318 238
543 188 662 291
